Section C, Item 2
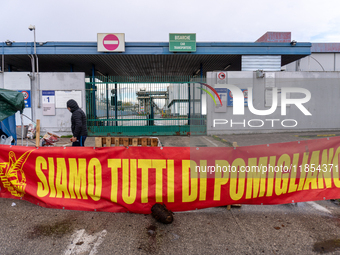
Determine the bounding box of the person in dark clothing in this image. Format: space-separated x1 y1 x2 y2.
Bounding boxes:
66 99 88 146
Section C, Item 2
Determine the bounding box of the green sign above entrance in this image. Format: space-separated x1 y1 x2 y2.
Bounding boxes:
169 33 196 52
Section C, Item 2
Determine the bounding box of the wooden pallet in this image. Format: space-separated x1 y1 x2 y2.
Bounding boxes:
95 137 159 147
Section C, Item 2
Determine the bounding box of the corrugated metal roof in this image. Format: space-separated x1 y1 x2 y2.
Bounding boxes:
3 54 242 76
1 41 311 76
242 55 281 71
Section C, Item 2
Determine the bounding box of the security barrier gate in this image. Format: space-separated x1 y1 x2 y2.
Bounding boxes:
86 76 206 136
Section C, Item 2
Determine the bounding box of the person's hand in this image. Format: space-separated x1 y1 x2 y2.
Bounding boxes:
70 137 77 142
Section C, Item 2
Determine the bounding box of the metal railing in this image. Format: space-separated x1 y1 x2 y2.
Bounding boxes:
85 76 206 136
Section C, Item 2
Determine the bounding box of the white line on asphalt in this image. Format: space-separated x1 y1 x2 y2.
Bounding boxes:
306 201 332 214
89 230 107 255
175 207 222 213
202 136 218 147
65 229 85 255
64 229 107 255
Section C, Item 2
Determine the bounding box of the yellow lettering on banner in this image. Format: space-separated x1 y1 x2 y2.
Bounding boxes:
108 159 121 203
318 149 334 189
182 160 198 202
266 156 276 197
275 154 291 196
230 158 245 201
138 159 152 203
167 160 175 203
246 157 267 199
199 160 207 201
303 151 320 190
48 157 56 198
35 156 49 197
68 158 87 199
288 153 300 193
153 160 166 203
214 160 229 201
297 152 310 191
332 146 340 188
55 158 70 199
122 159 137 204
88 158 102 201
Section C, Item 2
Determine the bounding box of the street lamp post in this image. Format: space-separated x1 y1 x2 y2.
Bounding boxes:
28 25 36 56
28 25 40 110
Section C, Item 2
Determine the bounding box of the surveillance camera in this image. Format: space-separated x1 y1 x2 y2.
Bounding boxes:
28 25 35 31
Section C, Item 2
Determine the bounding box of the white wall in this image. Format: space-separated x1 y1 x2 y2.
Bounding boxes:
207 71 340 135
36 73 86 135
285 53 340 71
0 72 86 136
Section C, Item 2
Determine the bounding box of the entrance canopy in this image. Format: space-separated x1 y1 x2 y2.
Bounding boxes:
1 41 311 76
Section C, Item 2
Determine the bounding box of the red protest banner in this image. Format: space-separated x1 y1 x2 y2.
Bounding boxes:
0 137 340 213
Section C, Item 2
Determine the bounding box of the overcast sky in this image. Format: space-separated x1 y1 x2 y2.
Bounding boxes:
2 0 340 43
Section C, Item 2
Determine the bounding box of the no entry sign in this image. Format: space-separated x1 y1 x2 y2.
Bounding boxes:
18 90 31 108
103 34 119 51
97 33 125 52
218 72 226 80
217 71 227 84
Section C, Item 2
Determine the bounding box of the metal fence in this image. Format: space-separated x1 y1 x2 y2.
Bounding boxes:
86 76 206 136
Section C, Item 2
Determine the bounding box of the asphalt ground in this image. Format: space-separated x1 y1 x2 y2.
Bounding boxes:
1 198 340 254
214 131 340 147
24 130 339 148
3 131 340 254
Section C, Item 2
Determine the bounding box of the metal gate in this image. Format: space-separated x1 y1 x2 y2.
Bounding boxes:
85 76 206 136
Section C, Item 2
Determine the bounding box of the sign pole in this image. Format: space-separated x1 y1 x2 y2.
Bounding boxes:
21 114 24 146
35 119 40 147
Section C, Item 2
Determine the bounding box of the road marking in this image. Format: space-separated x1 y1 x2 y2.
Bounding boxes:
202 136 218 147
65 229 107 255
65 229 85 255
89 230 107 255
175 207 222 213
306 201 331 214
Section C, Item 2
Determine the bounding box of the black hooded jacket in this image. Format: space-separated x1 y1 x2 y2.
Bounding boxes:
67 99 88 137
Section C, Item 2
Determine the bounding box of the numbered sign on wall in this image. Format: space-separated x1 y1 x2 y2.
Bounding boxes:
42 90 56 116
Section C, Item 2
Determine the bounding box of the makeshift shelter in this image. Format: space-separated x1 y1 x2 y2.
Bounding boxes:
0 89 25 145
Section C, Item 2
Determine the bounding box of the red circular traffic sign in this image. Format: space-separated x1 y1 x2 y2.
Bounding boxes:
218 72 226 80
103 34 120 51
243 89 248 99
21 91 29 100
